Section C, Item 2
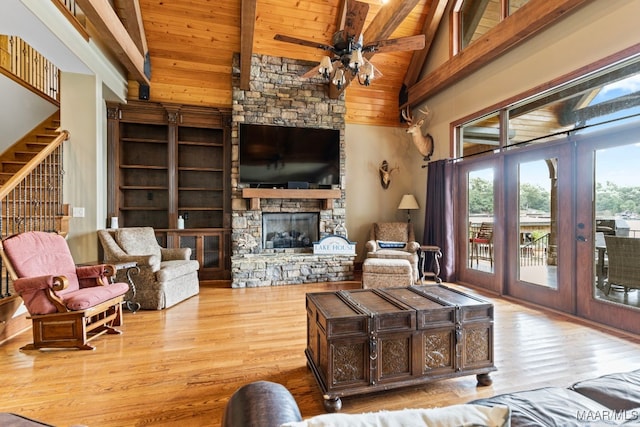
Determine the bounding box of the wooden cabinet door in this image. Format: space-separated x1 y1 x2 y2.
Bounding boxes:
170 230 227 280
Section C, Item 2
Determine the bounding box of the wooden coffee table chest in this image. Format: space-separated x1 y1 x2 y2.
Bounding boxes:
305 285 496 411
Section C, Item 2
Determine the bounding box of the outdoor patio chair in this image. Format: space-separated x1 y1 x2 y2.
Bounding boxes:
603 235 640 295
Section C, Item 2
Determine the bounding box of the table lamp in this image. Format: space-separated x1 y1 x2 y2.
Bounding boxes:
398 194 419 223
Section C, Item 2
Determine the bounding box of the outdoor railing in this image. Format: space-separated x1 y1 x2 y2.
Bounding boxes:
520 233 549 266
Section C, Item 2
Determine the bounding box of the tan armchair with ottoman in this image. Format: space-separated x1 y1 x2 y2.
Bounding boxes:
364 222 420 287
98 227 200 310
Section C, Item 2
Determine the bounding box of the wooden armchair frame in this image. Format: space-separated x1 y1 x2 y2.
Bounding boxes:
0 232 129 351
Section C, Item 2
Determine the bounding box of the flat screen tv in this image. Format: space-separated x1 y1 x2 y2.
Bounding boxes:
239 123 340 188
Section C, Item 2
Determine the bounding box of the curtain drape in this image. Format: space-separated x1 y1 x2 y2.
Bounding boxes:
423 159 455 282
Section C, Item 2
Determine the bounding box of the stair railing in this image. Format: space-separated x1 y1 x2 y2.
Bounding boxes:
0 131 68 298
0 35 60 104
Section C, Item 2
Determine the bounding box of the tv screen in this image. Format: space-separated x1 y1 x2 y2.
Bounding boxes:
239 123 340 187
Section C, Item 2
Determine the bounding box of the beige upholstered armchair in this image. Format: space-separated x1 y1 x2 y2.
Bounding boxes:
365 222 420 281
98 227 200 310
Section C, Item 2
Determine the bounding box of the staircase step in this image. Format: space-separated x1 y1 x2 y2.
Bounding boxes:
25 141 49 150
1 161 27 173
14 151 38 161
34 133 59 140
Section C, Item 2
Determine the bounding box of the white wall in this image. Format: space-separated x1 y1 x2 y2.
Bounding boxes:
61 72 106 262
0 78 57 149
345 123 428 262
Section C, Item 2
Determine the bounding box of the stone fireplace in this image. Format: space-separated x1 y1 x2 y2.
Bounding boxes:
230 54 354 287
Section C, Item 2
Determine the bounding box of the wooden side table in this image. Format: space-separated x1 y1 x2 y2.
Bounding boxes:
419 245 442 283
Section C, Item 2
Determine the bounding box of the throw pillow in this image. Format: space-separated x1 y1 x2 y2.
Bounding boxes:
280 404 510 427
377 240 407 249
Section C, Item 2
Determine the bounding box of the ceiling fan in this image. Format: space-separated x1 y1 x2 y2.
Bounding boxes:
274 0 425 90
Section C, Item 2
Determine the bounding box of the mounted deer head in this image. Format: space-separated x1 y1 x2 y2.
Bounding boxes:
402 106 434 167
379 160 399 189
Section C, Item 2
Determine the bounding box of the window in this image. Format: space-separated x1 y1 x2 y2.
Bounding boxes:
453 0 531 53
456 54 640 158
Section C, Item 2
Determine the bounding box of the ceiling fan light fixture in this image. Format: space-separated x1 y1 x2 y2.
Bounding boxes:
358 61 375 86
349 48 364 73
319 56 334 79
332 68 346 90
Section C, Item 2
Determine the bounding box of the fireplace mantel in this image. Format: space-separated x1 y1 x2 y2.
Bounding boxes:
242 188 342 210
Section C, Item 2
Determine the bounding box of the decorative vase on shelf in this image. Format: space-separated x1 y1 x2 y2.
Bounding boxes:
177 215 185 229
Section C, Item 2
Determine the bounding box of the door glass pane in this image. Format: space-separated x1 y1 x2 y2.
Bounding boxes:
518 159 557 287
594 144 640 307
468 168 494 272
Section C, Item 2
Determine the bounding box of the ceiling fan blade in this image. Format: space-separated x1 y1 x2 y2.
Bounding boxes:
363 34 426 53
274 34 333 51
342 0 369 40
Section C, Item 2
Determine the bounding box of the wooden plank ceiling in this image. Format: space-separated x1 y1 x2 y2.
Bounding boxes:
129 0 434 127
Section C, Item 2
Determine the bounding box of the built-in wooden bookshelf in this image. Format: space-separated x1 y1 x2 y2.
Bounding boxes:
106 101 231 280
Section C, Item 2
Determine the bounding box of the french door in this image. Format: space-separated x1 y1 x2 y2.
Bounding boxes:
575 120 640 334
503 143 575 313
456 119 640 333
456 157 504 294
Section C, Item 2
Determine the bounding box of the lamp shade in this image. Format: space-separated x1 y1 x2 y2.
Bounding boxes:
398 194 419 210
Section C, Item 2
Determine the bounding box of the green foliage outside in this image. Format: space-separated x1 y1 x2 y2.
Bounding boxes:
596 181 640 217
469 178 640 217
468 177 551 214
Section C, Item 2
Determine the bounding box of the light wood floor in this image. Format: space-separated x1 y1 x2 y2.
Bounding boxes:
2 281 640 426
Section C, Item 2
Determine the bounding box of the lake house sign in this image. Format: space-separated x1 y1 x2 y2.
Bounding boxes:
313 235 356 255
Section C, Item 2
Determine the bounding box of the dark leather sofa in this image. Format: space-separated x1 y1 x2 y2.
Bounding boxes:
222 369 640 427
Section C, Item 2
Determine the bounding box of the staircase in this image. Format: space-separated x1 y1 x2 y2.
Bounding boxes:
0 110 70 344
0 116 60 184
0 111 70 238
0 35 70 345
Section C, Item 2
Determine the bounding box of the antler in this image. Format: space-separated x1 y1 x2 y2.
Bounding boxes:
401 106 413 125
418 107 431 122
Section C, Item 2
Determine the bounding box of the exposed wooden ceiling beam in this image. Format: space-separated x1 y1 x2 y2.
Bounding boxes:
403 0 448 88
240 0 257 91
75 0 150 85
329 0 421 99
335 0 348 32
406 0 591 108
113 0 148 56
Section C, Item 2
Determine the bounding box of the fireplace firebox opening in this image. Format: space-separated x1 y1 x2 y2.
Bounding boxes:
262 212 319 249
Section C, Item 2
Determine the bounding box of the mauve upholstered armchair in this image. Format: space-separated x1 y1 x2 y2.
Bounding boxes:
365 222 421 282
0 231 129 350
98 227 200 310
